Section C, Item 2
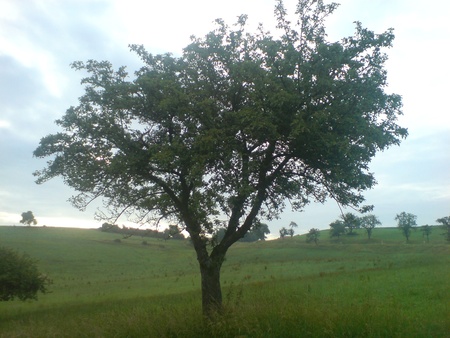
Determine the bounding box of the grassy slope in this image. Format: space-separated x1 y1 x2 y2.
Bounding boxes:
0 225 448 337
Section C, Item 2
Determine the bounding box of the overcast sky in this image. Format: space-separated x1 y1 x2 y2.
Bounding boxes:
0 0 449 237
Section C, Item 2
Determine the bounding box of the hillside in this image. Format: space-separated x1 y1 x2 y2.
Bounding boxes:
0 225 448 337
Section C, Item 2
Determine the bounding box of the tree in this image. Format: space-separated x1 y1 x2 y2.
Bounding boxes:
0 247 51 301
288 221 298 237
420 224 432 242
33 0 407 316
341 212 360 235
329 220 346 238
164 224 185 240
214 221 270 242
241 222 270 242
395 212 417 242
436 216 450 241
360 214 381 240
306 228 320 245
20 211 37 226
279 227 289 239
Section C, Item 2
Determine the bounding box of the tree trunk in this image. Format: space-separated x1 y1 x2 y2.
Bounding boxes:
199 260 223 317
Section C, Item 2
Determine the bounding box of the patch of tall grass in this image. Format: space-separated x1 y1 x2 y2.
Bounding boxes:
0 226 448 337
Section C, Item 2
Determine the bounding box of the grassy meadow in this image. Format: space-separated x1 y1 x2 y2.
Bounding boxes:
0 225 448 337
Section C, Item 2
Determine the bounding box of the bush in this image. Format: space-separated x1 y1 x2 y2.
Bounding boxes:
0 247 51 301
113 238 122 243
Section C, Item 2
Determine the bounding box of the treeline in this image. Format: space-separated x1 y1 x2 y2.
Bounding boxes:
327 212 449 242
301 213 450 245
99 223 185 240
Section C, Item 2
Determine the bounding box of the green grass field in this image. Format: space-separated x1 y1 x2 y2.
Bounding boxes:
0 225 448 337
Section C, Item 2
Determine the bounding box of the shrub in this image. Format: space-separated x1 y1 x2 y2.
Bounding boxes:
0 247 51 301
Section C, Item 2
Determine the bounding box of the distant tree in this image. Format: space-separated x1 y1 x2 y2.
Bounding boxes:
168 224 180 237
0 247 51 301
20 211 37 226
32 0 407 316
436 216 450 241
360 214 381 240
100 222 120 232
420 224 432 242
395 212 417 242
288 221 298 237
241 222 270 242
279 227 289 239
306 228 320 245
214 221 270 243
164 224 184 240
329 220 346 238
341 212 360 235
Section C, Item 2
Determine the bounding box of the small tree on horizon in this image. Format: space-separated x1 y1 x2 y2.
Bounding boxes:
395 212 417 242
436 216 450 241
288 221 298 237
279 227 289 239
306 228 320 245
242 222 270 242
329 220 346 238
19 211 37 226
420 224 432 242
163 224 185 240
214 221 270 242
341 212 360 235
360 214 381 240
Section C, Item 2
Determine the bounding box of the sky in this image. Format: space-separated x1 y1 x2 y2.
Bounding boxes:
0 0 449 238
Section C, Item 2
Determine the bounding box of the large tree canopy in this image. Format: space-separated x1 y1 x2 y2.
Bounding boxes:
33 0 407 315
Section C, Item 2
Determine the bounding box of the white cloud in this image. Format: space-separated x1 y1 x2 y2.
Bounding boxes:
107 0 279 54
0 211 19 225
0 120 11 129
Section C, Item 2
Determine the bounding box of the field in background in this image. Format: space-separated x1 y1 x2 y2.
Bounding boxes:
0 225 448 337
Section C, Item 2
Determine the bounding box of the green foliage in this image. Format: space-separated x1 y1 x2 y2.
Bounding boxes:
420 224 432 242
279 227 289 239
288 221 298 237
306 228 320 244
395 212 417 242
20 211 37 226
360 214 381 239
436 216 450 241
33 0 407 314
341 212 360 235
164 224 185 240
214 222 270 243
0 246 51 301
240 222 270 242
329 219 346 238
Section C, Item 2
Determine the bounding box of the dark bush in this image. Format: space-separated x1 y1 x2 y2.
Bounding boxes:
113 238 122 243
0 247 51 301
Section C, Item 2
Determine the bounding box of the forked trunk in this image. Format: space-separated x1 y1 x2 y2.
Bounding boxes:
199 261 223 317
